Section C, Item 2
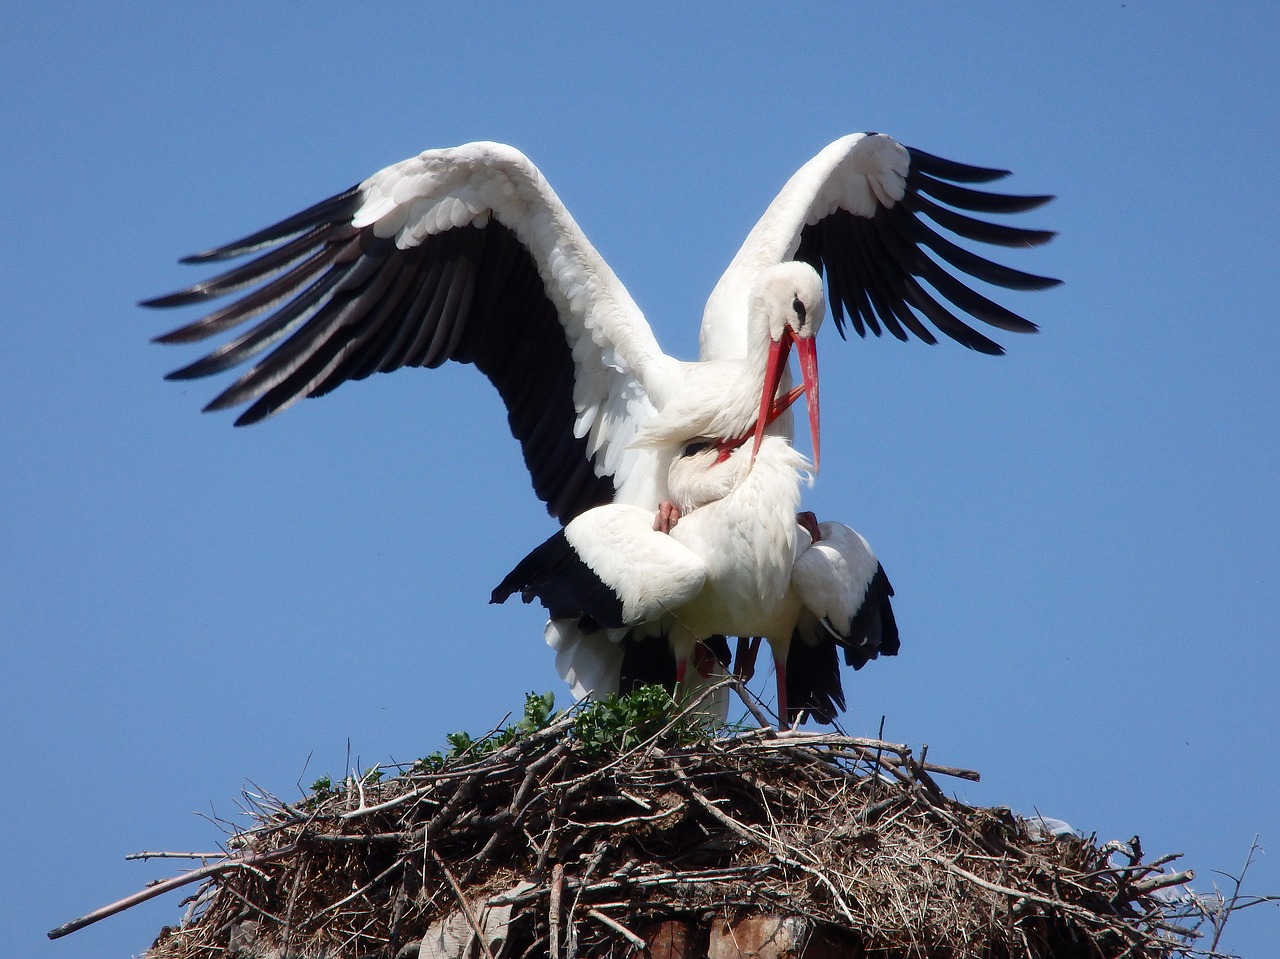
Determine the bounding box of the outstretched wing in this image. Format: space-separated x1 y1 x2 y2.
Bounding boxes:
143 142 677 522
699 132 1059 359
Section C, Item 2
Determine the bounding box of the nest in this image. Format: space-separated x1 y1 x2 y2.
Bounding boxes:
66 690 1209 959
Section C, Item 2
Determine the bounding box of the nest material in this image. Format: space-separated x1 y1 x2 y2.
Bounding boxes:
138 702 1203 959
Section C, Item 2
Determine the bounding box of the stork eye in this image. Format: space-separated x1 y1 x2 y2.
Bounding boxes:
682 440 711 457
793 296 807 326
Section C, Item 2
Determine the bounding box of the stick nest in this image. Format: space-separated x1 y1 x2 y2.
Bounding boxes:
140 690 1205 959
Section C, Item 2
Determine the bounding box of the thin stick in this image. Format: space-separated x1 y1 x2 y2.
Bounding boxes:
339 784 436 820
307 858 405 922
1128 869 1195 897
431 850 498 959
669 761 856 925
920 762 981 783
47 845 297 940
941 859 1145 940
587 908 647 950
1209 834 1263 953
549 863 564 959
725 669 778 733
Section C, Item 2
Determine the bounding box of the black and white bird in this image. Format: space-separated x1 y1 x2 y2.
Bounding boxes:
493 435 899 726
143 132 1055 719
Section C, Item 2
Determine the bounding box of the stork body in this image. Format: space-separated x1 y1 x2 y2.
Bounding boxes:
494 436 898 726
493 436 808 704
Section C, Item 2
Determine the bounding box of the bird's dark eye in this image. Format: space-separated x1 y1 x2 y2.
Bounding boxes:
793 296 807 326
683 440 711 457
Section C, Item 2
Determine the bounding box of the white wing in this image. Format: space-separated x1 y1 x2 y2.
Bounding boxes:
792 521 899 669
493 504 710 705
700 132 1058 360
143 141 680 521
562 505 707 624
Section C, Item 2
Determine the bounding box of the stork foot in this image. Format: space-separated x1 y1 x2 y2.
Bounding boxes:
654 501 682 533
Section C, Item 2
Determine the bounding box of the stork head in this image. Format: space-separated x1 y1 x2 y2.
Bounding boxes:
668 432 812 514
668 438 744 512
751 261 825 470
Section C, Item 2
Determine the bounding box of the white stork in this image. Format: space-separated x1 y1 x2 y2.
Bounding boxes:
143 132 1056 719
493 434 897 727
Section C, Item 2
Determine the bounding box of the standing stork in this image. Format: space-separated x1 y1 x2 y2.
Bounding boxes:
142 132 1057 715
492 436 899 728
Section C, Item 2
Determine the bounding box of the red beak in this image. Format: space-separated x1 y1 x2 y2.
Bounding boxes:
751 331 820 470
794 334 820 472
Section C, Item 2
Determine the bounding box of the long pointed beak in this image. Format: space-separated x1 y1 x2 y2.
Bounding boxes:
751 336 793 464
794 335 820 472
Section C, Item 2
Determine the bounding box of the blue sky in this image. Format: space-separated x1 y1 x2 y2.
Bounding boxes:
4 4 1278 956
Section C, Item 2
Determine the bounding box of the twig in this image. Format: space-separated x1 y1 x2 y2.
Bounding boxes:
669 759 856 925
752 733 911 754
431 850 498 959
47 845 298 940
338 784 436 820
919 762 981 782
586 908 646 950
306 857 405 923
549 863 564 959
941 858 1146 942
1209 834 1266 953
868 715 889 797
1128 869 1196 897
725 669 779 734
465 742 571 879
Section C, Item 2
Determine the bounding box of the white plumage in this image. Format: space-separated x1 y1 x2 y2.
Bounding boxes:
498 437 897 726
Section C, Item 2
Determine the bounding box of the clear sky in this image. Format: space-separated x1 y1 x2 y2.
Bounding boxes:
4 4 1278 957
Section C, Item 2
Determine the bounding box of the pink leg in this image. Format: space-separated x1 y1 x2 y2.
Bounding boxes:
774 650 790 731
653 501 683 533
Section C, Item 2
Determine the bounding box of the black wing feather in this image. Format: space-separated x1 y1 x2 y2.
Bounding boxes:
143 190 616 524
179 185 364 264
903 148 1009 184
911 172 1053 215
785 634 846 726
844 564 900 670
797 143 1059 354
490 530 625 631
